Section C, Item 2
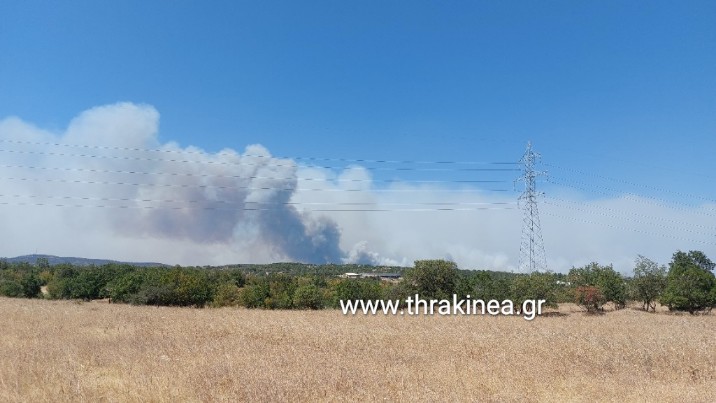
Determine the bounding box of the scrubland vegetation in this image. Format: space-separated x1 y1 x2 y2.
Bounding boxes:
1 250 714 316
1 297 715 402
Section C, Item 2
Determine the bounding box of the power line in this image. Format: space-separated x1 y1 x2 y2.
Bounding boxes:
542 211 713 246
0 139 519 166
547 177 716 217
543 199 714 237
1 176 518 193
0 164 510 185
545 196 716 232
0 193 517 208
545 163 716 203
0 200 518 213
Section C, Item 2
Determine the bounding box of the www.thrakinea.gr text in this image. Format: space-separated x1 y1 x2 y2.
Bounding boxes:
340 295 547 320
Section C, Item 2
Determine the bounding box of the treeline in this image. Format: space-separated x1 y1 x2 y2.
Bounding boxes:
0 250 714 314
227 262 407 277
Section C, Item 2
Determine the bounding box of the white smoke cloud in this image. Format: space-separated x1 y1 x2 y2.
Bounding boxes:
0 103 342 265
0 102 714 273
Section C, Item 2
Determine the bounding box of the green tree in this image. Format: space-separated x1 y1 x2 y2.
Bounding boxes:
460 271 511 301
630 255 667 312
403 260 458 300
130 284 174 306
19 273 42 298
211 283 242 307
46 264 78 299
661 251 716 314
510 271 559 309
169 268 212 307
293 284 324 309
599 267 628 309
105 269 143 303
381 281 411 308
331 279 383 307
568 262 627 310
70 267 110 301
0 263 42 298
266 273 297 309
0 279 24 297
240 277 270 308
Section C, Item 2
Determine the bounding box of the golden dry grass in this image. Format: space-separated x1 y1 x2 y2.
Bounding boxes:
1 297 715 402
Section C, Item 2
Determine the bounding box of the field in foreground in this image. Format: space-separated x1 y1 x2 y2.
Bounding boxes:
1 298 714 402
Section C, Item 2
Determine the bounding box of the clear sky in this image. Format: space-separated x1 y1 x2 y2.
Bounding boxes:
0 1 714 271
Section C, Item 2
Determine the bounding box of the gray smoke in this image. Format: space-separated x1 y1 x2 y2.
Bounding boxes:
0 102 345 264
3 103 714 271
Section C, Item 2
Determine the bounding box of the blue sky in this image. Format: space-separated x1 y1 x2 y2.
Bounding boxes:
0 1 714 270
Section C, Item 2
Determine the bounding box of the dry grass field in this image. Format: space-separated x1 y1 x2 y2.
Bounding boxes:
0 297 714 402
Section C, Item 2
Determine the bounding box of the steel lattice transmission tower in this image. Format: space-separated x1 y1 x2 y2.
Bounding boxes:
517 141 548 273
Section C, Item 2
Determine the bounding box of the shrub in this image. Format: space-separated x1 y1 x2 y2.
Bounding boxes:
266 274 297 309
464 271 511 302
574 286 606 313
510 272 558 309
661 251 716 314
20 273 42 298
293 284 324 309
169 269 213 307
70 268 111 301
105 270 144 303
212 283 242 307
129 285 174 306
381 281 410 308
0 280 24 298
569 263 626 309
331 279 383 307
403 259 458 300
240 278 270 308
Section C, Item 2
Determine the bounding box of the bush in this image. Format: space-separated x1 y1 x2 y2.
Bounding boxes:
212 283 242 307
463 271 511 302
0 280 25 297
240 278 270 308
569 263 626 309
331 279 383 307
293 284 324 309
381 281 410 308
129 284 175 306
20 273 42 298
511 272 559 309
105 270 144 303
0 267 41 298
46 264 77 299
71 268 110 301
266 274 297 309
403 260 458 300
661 251 716 314
574 286 606 313
169 269 213 307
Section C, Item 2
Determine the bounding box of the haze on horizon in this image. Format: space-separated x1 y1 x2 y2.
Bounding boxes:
0 1 714 273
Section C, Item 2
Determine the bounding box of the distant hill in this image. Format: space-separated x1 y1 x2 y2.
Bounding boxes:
2 254 167 267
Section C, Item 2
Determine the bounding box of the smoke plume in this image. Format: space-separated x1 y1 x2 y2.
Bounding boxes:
0 102 345 264
2 102 714 272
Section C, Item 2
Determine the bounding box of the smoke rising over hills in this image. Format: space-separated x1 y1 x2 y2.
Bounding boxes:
0 103 347 264
1 103 714 272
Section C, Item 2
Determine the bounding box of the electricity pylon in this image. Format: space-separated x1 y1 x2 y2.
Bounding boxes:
516 141 547 273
